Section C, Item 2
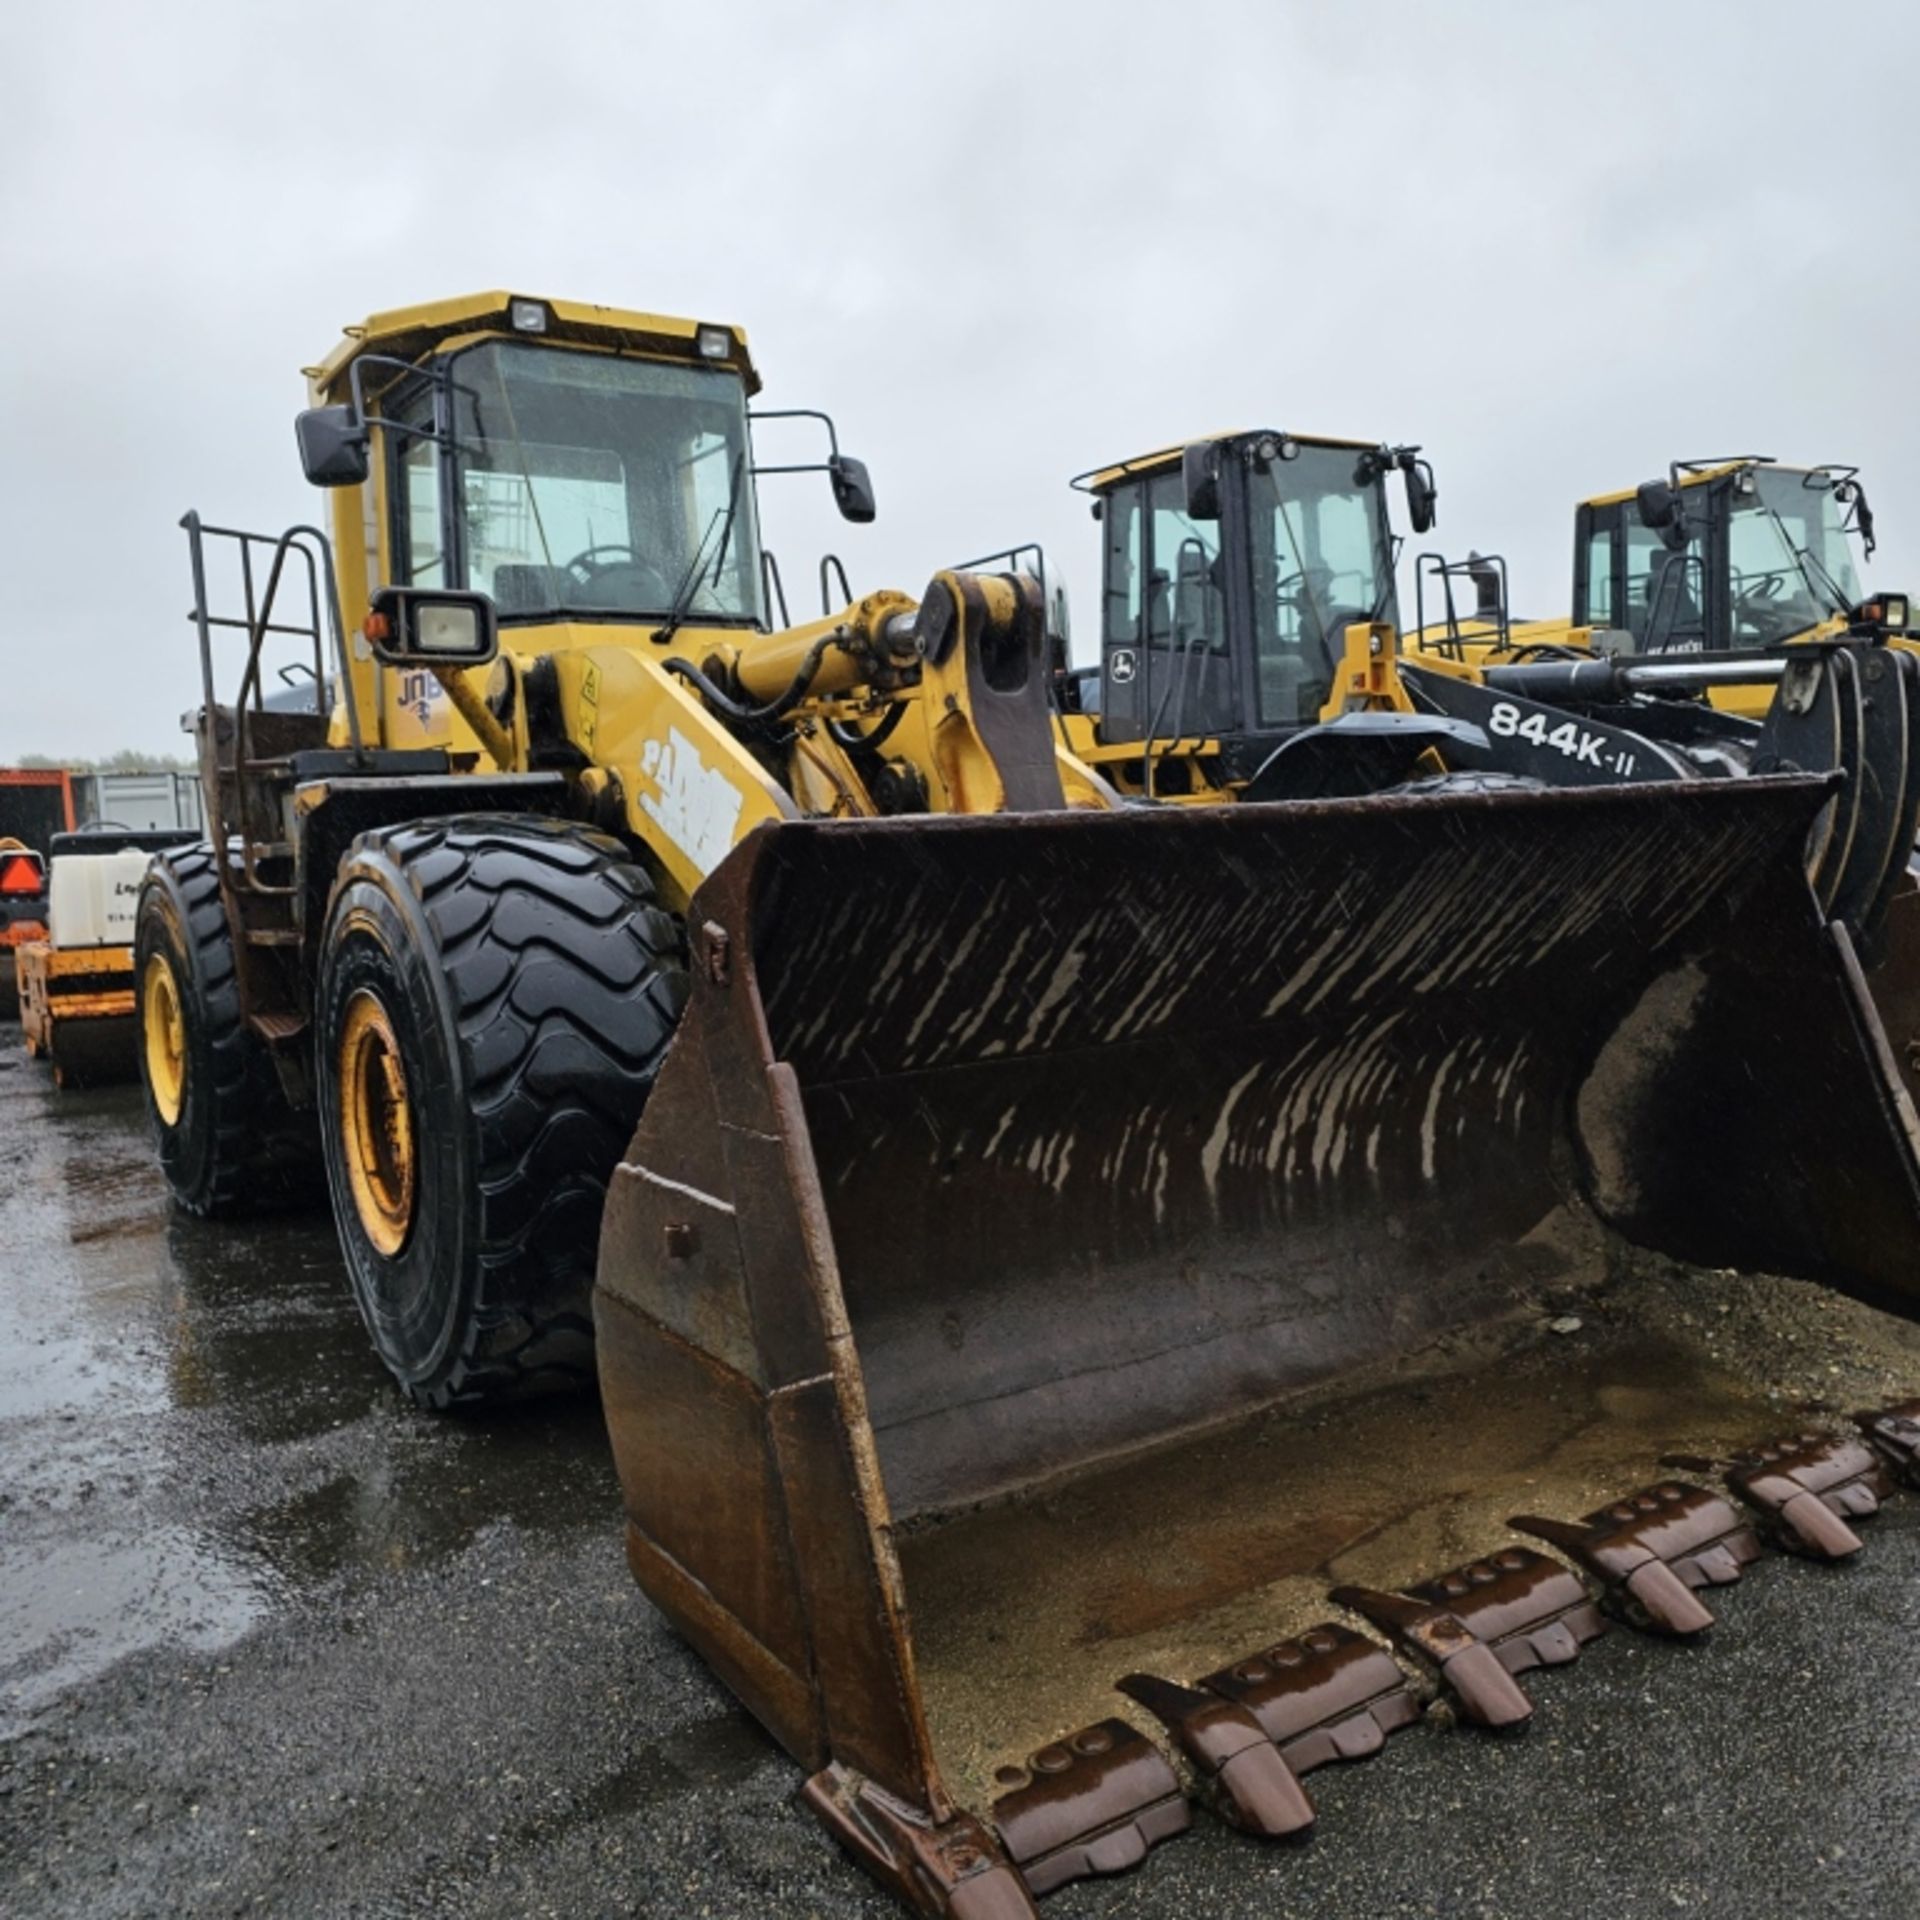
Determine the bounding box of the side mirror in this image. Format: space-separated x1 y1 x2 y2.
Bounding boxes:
1182 442 1221 521
1466 551 1504 622
828 454 877 524
363 586 498 669
1636 479 1680 529
1403 460 1438 535
295 404 371 488
1636 479 1689 553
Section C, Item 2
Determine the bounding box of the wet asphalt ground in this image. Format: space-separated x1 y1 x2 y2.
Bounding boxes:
3 1024 1920 1918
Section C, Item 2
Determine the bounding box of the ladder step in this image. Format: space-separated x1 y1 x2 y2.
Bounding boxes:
243 928 302 947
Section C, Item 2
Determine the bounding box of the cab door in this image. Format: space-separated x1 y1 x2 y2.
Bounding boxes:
1573 502 1626 635
1098 472 1240 745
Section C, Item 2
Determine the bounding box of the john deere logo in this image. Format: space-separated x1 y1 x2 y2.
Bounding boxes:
1110 649 1137 685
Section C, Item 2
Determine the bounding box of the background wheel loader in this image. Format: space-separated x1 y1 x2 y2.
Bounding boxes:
1409 454 1912 720
1043 429 1920 1118
1050 434 1914 797
143 318 1920 1918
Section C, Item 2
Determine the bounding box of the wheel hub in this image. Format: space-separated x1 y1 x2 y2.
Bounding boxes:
142 953 187 1127
338 988 416 1257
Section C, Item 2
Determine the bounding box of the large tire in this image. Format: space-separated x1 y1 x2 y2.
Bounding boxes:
133 845 318 1215
1393 770 1550 798
315 815 686 1410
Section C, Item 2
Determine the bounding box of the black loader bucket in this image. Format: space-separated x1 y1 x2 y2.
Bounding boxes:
595 777 1920 1918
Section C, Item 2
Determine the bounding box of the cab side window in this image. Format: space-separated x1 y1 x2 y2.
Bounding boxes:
1583 516 1618 629
387 383 447 587
403 439 445 584
1146 472 1224 652
1625 521 1709 651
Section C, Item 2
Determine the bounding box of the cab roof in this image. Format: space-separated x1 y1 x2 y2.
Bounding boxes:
304 291 759 402
1582 456 1822 510
1074 429 1381 494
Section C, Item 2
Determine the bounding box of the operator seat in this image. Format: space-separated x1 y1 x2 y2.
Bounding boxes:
492 565 578 615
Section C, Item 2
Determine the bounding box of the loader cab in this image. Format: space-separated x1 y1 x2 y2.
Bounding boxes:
1574 460 1867 656
385 338 767 630
297 294 797 754
1082 431 1415 790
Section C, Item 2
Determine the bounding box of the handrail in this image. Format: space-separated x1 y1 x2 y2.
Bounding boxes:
1413 550 1510 660
180 513 363 900
818 553 853 617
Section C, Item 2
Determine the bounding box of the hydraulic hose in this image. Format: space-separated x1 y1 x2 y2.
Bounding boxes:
828 701 907 755
665 631 836 727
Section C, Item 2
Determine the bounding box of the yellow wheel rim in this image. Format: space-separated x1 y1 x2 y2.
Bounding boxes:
338 989 417 1257
142 953 188 1127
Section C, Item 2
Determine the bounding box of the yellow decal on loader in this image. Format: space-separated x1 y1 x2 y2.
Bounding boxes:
580 662 601 756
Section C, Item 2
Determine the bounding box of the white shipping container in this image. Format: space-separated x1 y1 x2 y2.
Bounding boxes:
74 771 203 835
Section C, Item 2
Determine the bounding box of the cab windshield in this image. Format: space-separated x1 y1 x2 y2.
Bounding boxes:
396 341 765 624
1728 469 1862 643
1248 446 1395 726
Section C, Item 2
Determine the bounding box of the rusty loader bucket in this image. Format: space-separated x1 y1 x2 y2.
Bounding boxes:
595 777 1920 1917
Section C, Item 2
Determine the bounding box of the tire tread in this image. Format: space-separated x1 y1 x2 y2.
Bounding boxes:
332 815 685 1410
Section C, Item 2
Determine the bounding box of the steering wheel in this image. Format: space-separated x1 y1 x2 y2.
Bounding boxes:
1737 573 1786 605
562 543 674 611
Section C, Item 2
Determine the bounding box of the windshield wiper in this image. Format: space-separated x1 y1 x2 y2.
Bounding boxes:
710 450 747 583
655 453 749 650
1751 492 1847 620
653 517 721 652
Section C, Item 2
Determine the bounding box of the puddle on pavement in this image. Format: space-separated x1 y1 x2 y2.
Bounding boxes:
158 1210 411 1445
0 1038 620 1731
0 1527 269 1738
238 1400 617 1589
900 1265 1920 1812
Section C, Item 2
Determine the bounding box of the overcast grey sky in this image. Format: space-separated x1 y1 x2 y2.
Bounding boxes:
3 0 1916 759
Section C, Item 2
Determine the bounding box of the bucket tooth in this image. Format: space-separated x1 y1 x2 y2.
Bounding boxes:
1334 1549 1604 1729
1116 1673 1316 1839
1510 1482 1761 1635
989 1719 1190 1898
1673 1431 1893 1559
1330 1586 1535 1730
1855 1401 1920 1488
1195 1622 1420 1775
802 1765 1039 1919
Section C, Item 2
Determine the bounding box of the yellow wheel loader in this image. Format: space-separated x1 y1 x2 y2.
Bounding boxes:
142 321 1920 1917
1410 455 1911 719
137 290 1109 1401
1048 433 1439 800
